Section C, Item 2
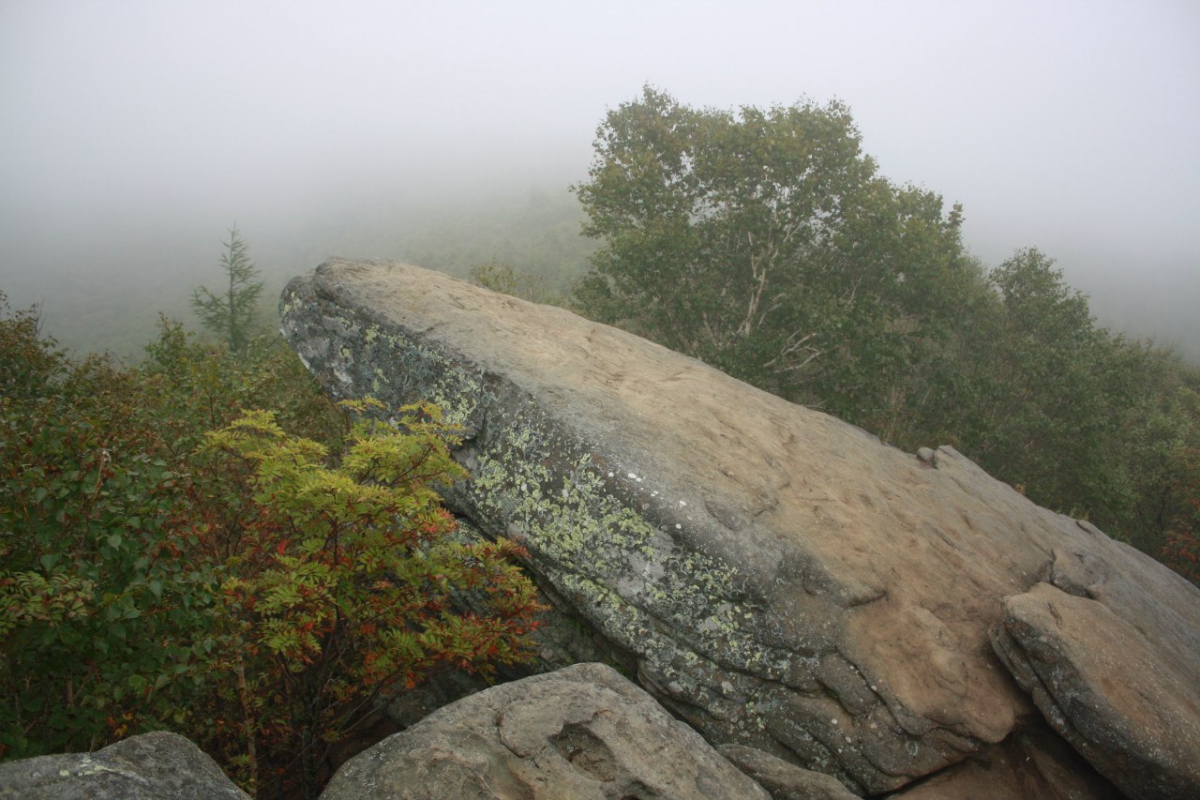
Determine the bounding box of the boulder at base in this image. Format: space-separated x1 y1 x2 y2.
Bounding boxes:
992 576 1200 800
321 662 770 800
281 259 1200 796
0 732 248 800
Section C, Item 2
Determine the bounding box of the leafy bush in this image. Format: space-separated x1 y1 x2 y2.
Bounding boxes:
1 298 209 757
186 402 542 796
0 300 543 797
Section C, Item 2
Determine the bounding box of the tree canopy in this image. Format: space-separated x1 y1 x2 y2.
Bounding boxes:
572 86 968 416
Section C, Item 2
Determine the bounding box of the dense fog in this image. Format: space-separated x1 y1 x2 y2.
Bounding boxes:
1 0 1197 358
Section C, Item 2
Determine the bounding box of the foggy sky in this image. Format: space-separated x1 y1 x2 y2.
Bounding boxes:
1 0 1197 348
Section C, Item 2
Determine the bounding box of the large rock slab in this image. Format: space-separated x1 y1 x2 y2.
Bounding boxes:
281 259 1200 795
0 731 247 800
992 578 1200 800
321 662 770 800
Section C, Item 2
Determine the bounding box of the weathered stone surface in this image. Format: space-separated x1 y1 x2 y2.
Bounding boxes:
992 579 1200 800
883 722 1122 800
0 731 247 800
322 662 770 800
719 744 860 800
281 259 1200 795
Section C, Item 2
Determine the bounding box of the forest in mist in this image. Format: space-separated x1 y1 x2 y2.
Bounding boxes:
3 2 1195 361
1 180 1196 367
0 182 586 359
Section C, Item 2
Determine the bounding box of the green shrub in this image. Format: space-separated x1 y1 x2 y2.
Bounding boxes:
0 302 543 798
185 402 542 796
1 299 210 757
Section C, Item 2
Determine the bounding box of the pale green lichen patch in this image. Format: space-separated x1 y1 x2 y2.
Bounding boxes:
424 361 482 429
298 307 486 431
51 756 123 778
463 398 808 685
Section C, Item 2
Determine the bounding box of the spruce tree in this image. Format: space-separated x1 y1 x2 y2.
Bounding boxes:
192 226 263 355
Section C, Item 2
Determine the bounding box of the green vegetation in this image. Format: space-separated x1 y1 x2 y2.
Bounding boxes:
469 261 569 306
569 87 1200 583
0 293 542 798
191 226 265 356
571 86 966 414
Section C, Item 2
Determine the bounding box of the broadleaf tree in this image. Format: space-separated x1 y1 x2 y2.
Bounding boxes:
192 226 264 355
955 249 1187 542
571 86 970 419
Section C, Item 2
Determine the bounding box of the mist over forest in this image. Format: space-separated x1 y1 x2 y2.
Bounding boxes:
2 1 1196 362
3 178 1196 366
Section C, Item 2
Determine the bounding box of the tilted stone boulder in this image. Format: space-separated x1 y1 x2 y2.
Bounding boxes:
992 574 1200 800
322 662 770 800
281 259 1200 796
0 731 247 800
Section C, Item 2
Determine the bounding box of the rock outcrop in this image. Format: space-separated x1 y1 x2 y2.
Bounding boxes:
281 259 1200 797
322 662 770 800
0 731 248 800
